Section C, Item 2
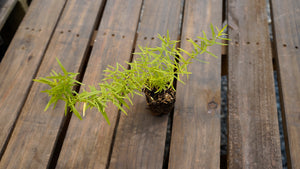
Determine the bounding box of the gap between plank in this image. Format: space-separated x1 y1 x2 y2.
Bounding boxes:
268 0 289 168
220 0 228 168
221 0 228 76
162 0 185 168
273 71 288 169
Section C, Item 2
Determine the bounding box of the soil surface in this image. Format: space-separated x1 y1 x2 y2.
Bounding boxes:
143 87 176 116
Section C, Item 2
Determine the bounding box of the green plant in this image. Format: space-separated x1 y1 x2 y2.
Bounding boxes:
34 25 229 124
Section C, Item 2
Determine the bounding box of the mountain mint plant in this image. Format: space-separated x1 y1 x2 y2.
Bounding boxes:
34 25 229 124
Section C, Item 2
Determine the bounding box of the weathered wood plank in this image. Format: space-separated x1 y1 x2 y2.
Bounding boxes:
271 0 300 168
0 0 105 168
108 0 183 168
56 0 143 168
0 0 18 30
227 0 282 168
168 0 222 168
0 0 67 157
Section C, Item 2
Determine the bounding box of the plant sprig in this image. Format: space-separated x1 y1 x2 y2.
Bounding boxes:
34 24 229 124
33 58 83 119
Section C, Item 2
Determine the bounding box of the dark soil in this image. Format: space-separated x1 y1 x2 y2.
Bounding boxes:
143 87 176 116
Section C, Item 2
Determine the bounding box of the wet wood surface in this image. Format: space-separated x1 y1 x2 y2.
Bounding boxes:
0 0 298 168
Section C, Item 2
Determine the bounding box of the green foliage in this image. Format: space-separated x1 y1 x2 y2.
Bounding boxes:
34 25 229 124
33 58 83 119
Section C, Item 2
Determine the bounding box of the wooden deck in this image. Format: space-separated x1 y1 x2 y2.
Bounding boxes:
0 0 299 168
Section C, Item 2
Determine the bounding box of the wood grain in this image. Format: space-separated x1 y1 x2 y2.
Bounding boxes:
0 0 67 157
168 0 222 168
56 0 143 168
271 0 300 168
0 0 105 168
108 0 183 168
227 0 282 168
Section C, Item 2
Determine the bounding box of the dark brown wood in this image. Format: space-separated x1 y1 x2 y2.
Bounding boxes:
108 0 183 168
271 0 300 168
90 30 98 46
18 0 28 12
168 0 222 168
0 1 26 49
0 0 105 168
0 0 18 30
221 54 228 76
227 0 282 168
56 0 143 168
0 0 67 157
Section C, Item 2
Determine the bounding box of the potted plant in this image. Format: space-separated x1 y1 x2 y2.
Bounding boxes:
34 25 228 124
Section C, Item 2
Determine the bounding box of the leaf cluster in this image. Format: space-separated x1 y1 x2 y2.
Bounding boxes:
34 25 229 124
33 58 83 119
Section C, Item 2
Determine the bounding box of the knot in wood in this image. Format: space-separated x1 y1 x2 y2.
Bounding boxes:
208 101 218 109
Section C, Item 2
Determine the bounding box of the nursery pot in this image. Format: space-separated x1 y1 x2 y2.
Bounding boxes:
143 87 176 116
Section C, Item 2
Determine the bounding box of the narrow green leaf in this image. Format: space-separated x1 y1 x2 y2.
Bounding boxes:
219 25 228 36
71 104 82 120
206 51 218 58
210 23 216 37
83 102 87 117
100 110 110 125
56 57 68 75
